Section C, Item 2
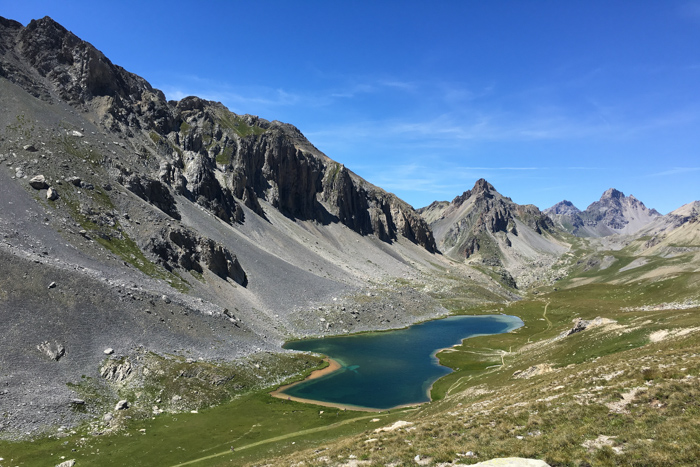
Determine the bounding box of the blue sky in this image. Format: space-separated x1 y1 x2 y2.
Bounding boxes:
4 1 700 213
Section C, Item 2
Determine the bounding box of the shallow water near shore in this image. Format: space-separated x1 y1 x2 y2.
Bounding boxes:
280 314 523 410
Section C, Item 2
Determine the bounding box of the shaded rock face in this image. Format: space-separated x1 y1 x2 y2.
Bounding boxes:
319 164 435 250
170 101 436 251
181 152 244 224
123 174 180 220
145 227 247 286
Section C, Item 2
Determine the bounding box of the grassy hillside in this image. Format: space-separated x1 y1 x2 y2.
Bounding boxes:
2 238 699 466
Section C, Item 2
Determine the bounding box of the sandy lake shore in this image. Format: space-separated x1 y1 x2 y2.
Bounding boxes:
269 358 386 412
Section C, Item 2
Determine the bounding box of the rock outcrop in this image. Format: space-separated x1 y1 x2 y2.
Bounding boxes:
122 174 181 220
101 358 133 382
37 341 65 361
144 227 247 286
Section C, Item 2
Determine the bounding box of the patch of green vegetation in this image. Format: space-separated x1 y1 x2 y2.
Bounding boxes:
189 269 206 283
66 376 112 414
4 113 35 139
148 131 161 144
54 181 189 292
215 144 234 165
179 121 191 133
326 162 343 184
58 134 104 166
217 110 266 138
95 234 189 292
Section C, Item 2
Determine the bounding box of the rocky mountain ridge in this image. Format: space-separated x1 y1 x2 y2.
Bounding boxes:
0 16 436 254
419 179 569 288
545 188 661 237
0 15 456 438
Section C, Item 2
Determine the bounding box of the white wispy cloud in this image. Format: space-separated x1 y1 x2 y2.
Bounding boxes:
361 162 546 197
650 167 700 177
378 80 417 91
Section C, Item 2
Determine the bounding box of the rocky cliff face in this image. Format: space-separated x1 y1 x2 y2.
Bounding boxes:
545 189 660 237
419 179 568 288
0 16 435 254
544 200 589 236
0 16 173 133
0 15 448 437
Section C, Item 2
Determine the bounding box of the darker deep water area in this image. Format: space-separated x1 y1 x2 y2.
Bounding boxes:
281 314 523 410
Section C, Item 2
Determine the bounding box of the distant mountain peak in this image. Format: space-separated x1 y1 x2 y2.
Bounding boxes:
601 188 624 200
420 179 563 288
472 178 495 193
546 188 660 237
544 200 581 216
450 178 496 206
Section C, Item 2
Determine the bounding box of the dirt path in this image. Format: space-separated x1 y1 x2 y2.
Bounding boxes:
527 301 551 343
444 347 508 396
169 411 399 466
543 301 552 331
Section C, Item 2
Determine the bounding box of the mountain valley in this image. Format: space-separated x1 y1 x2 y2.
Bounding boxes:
1 15 699 467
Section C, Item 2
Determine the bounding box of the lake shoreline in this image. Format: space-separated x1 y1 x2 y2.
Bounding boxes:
270 358 390 412
270 356 425 412
271 315 524 411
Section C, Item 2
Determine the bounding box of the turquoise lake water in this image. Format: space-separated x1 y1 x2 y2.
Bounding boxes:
281 314 523 410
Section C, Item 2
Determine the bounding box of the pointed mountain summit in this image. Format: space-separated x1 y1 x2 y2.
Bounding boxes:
419 179 569 288
546 200 581 216
543 200 589 236
545 188 660 237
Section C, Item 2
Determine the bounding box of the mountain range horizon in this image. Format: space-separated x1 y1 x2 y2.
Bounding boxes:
3 9 697 215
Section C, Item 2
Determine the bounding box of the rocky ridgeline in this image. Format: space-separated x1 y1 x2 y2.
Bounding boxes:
0 16 435 254
419 179 563 288
421 179 554 261
0 15 447 439
545 188 661 237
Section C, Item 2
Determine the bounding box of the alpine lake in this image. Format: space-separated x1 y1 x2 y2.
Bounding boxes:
276 314 524 410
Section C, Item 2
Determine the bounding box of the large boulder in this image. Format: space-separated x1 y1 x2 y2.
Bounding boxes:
29 174 47 189
46 186 59 200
